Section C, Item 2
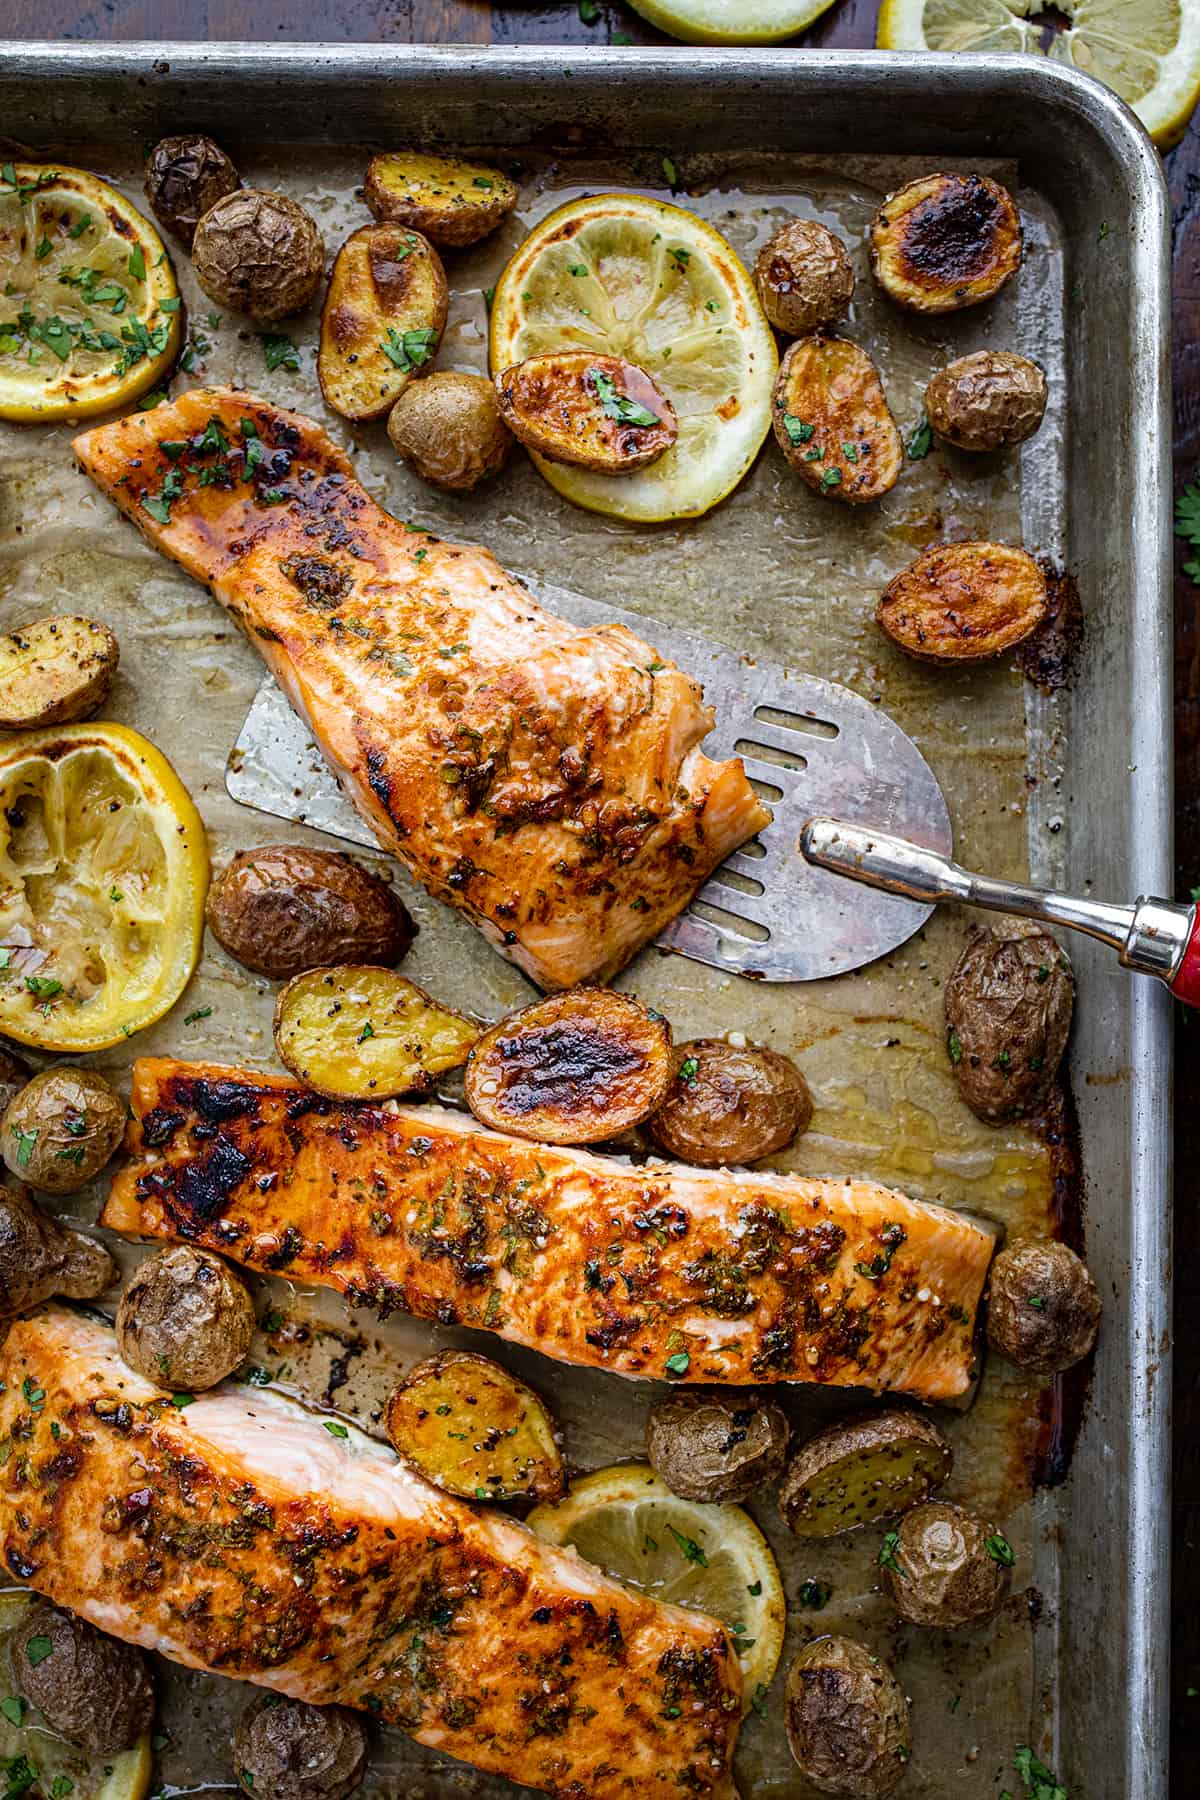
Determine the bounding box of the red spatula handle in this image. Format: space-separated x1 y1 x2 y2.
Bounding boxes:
1169 909 1200 1006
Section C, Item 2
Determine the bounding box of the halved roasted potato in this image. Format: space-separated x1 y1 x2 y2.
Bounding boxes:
274 965 478 1099
385 1348 565 1503
0 615 118 729
206 844 415 980
644 1038 812 1167
464 987 673 1144
877 539 1048 664
778 1407 952 1538
365 151 518 248
772 336 902 504
870 172 1022 314
495 352 677 473
318 224 448 422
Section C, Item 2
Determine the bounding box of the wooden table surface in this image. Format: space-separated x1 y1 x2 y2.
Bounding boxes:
11 0 1198 1788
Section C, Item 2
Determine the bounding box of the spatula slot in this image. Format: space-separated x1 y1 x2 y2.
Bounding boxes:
753 703 840 741
704 863 766 899
746 774 785 804
690 898 771 944
734 736 807 774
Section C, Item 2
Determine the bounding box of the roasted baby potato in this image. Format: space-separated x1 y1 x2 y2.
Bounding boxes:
785 1635 911 1797
233 1693 368 1800
0 1182 115 1318
945 927 1074 1122
986 1238 1101 1374
318 224 449 422
772 336 902 504
13 1601 154 1756
464 987 673 1144
365 151 518 248
870 171 1022 314
387 370 513 490
644 1038 812 1167
877 539 1048 663
495 352 677 473
647 1389 790 1502
274 965 478 1100
754 218 854 337
779 1407 952 1539
144 133 240 245
192 189 324 322
206 843 415 980
0 1047 29 1120
0 615 118 729
385 1349 565 1503
879 1499 1012 1629
1 1067 125 1194
925 349 1047 452
116 1244 257 1391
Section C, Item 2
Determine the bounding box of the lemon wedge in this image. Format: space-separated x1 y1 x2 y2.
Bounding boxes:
0 163 181 422
624 0 838 43
490 193 777 522
0 723 208 1051
528 1462 785 1711
877 0 1200 149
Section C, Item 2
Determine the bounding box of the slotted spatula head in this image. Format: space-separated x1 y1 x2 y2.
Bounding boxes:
226 581 951 982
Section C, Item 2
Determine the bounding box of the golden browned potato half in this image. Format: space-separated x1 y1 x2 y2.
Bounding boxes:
206 844 415 980
318 224 449 422
877 539 1048 663
143 133 240 245
387 370 513 491
0 1183 115 1318
879 1499 1012 1629
274 965 478 1100
785 1635 911 1797
870 172 1022 314
464 987 673 1144
116 1244 256 1392
986 1238 1101 1373
1 1067 125 1194
365 151 518 248
772 336 902 504
646 1389 790 1503
644 1037 812 1167
779 1407 952 1538
192 188 324 323
0 615 118 729
925 349 1047 452
385 1349 565 1504
944 926 1074 1123
754 218 854 337
495 351 677 474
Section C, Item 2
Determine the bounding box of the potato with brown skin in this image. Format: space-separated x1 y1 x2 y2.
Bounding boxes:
464 988 673 1145
779 1407 952 1538
925 350 1047 452
116 1244 256 1391
387 370 513 490
754 219 854 337
233 1693 368 1800
206 844 415 980
385 1349 565 1503
644 1038 812 1167
879 1499 1012 1628
13 1601 154 1756
877 540 1048 664
646 1390 790 1502
192 189 324 323
318 224 448 422
944 927 1073 1122
0 1047 29 1119
0 616 118 729
772 336 902 504
495 352 677 474
871 172 1022 314
0 1182 115 1318
1 1067 125 1194
785 1635 911 1797
275 965 478 1100
986 1238 1101 1373
144 133 240 245
365 151 518 249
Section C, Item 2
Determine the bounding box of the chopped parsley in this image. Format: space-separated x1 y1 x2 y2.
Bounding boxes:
1027 1294 1046 1310
797 1578 831 1609
357 1021 376 1043
663 1350 690 1378
668 246 690 269
261 332 301 373
184 1006 213 1024
21 1378 44 1413
578 0 600 19
142 466 184 525
11 1130 37 1171
841 441 859 462
34 237 52 262
986 1532 1016 1567
666 1524 707 1566
678 1056 700 1084
323 1420 349 1439
855 1221 906 1283
24 975 62 1000
877 1530 904 1575
67 212 91 239
23 1637 52 1668
169 1393 194 1409
588 366 661 429
781 413 813 447
906 415 933 460
128 243 146 281
1003 1746 1068 1800
0 1696 25 1727
381 326 438 371
662 155 678 191
568 263 588 277
820 466 843 492
947 1028 963 1065
472 176 494 190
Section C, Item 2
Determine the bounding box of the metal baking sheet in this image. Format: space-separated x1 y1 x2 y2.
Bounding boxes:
0 45 1172 1800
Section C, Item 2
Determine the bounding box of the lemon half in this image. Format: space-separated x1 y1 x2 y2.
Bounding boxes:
490 193 778 522
0 163 181 422
625 0 838 44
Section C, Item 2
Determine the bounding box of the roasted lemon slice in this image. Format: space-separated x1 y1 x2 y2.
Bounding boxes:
877 0 1200 150
489 194 777 522
626 0 838 42
0 163 181 422
0 723 208 1052
528 1462 785 1710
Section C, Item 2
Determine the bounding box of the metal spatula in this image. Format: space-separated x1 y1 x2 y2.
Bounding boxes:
226 578 951 983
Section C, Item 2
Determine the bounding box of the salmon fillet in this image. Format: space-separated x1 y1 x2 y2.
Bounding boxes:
0 1307 741 1799
104 1060 994 1401
72 390 769 991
